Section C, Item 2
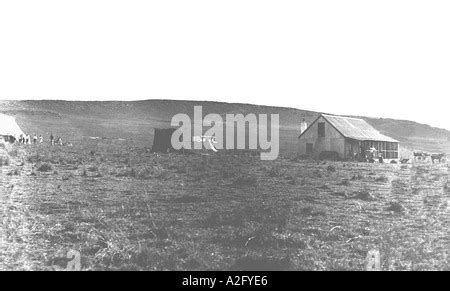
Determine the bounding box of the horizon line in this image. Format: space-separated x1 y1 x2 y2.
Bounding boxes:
1 98 449 132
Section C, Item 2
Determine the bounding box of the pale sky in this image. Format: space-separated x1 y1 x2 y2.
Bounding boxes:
1 1 449 130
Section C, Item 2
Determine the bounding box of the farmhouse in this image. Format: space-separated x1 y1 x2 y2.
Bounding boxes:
298 114 399 160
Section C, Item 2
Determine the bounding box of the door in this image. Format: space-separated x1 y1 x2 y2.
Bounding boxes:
306 143 313 155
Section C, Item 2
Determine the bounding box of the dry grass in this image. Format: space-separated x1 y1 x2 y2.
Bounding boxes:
0 142 448 270
0 155 10 166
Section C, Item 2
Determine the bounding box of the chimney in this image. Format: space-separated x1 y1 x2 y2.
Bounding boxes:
300 119 308 134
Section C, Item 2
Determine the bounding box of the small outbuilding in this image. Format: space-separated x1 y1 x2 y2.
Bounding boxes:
298 114 399 161
151 128 177 153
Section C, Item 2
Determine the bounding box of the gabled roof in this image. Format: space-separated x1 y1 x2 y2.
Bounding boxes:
299 114 398 143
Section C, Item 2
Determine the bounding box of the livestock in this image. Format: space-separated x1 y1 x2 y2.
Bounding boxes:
430 153 445 163
413 151 430 161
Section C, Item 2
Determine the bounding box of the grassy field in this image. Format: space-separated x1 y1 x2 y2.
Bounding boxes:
0 140 448 270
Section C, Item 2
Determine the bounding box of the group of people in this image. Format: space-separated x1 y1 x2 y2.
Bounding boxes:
15 133 63 146
351 146 384 163
17 133 43 144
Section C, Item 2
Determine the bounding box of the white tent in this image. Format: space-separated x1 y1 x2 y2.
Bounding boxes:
0 114 25 137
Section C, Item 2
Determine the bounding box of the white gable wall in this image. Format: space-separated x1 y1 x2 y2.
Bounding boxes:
0 114 24 136
298 116 346 158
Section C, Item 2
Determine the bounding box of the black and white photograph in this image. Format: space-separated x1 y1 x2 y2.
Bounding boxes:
0 0 449 275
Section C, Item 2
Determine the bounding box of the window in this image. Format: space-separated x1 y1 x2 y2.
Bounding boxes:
383 142 399 159
318 122 325 137
306 143 313 155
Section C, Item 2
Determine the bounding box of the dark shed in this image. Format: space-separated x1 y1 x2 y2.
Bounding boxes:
151 128 177 153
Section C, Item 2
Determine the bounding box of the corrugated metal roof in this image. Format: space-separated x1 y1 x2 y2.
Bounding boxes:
322 114 398 142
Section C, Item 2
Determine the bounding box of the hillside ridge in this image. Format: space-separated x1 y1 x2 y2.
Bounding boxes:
1 100 449 153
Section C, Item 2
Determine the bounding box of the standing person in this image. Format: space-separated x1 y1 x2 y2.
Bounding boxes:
39 135 43 144
33 134 38 144
50 133 54 145
378 153 384 163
